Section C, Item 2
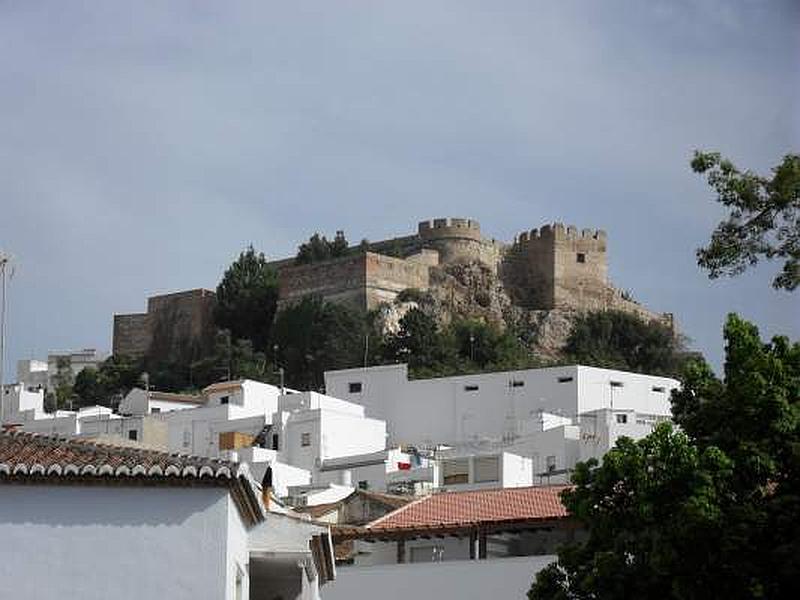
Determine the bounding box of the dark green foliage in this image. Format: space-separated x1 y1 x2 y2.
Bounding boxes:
271 295 368 390
382 308 455 374
395 287 431 304
214 245 279 351
529 315 800 599
565 310 685 376
692 151 800 290
69 355 145 408
295 231 350 265
379 311 534 378
189 330 271 387
72 367 103 407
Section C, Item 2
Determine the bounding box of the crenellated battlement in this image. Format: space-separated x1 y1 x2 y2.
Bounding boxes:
418 217 482 239
515 223 606 245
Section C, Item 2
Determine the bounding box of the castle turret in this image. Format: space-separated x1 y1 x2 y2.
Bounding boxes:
417 218 492 267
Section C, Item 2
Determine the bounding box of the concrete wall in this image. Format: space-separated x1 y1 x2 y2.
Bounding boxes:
0 485 248 600
326 556 555 600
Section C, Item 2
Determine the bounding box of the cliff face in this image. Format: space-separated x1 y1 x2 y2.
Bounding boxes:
374 259 672 362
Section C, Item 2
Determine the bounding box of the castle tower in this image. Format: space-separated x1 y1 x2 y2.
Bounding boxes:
417 218 495 268
511 224 608 310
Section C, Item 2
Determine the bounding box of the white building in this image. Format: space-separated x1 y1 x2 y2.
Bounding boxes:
327 485 571 600
118 388 204 415
325 364 677 448
0 430 336 600
16 348 106 391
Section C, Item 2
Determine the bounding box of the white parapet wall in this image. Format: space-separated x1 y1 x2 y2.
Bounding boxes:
324 556 556 600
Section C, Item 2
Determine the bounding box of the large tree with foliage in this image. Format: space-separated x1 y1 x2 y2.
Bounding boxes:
295 231 350 265
529 315 800 599
270 295 368 390
692 151 799 290
565 310 685 376
214 245 279 351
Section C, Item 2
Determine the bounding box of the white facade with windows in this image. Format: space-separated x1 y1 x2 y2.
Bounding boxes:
325 363 678 448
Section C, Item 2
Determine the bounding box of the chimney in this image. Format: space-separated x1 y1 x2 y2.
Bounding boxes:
261 465 273 511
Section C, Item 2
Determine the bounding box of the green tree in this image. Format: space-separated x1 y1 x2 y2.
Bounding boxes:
214 245 279 351
73 367 104 407
295 231 351 265
190 330 271 388
383 308 455 375
565 310 685 376
271 295 367 390
451 318 529 370
692 151 800 290
529 315 800 599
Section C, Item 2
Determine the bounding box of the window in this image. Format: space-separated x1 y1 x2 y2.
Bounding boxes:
510 380 524 388
348 382 363 393
464 385 479 392
546 455 557 472
473 456 500 483
301 432 311 447
182 430 191 448
610 381 624 388
652 386 666 393
358 480 369 490
616 414 628 424
151 407 161 414
128 430 138 441
442 459 469 485
576 253 586 263
557 376 574 383
219 395 230 405
271 433 280 451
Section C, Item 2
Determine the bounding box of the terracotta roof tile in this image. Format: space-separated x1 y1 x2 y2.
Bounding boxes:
367 486 569 531
0 430 241 481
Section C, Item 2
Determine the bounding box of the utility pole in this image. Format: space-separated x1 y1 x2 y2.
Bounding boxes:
0 252 12 424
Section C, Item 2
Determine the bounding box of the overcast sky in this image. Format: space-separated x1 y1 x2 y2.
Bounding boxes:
1 0 797 379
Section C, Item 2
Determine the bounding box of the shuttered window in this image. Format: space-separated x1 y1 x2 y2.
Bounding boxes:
442 459 469 485
473 456 500 483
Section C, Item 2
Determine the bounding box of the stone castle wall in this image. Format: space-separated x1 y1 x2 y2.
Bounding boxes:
278 251 432 311
113 289 216 362
112 313 152 358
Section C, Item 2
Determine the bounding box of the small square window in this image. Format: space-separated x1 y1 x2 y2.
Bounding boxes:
358 480 369 490
220 395 230 405
128 430 138 441
301 432 311 447
151 407 161 414
348 382 363 394
576 253 586 263
546 456 557 472
616 414 628 424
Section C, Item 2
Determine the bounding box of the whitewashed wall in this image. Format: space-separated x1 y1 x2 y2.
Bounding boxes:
325 556 555 600
325 364 677 447
0 485 249 600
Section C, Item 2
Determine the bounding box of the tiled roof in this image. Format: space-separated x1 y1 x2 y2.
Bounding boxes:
203 379 246 394
148 391 204 404
368 485 569 531
0 431 264 524
295 489 412 520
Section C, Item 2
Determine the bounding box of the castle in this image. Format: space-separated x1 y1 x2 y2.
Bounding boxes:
112 218 667 359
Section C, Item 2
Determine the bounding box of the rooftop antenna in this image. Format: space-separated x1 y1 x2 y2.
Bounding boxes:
0 252 15 424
